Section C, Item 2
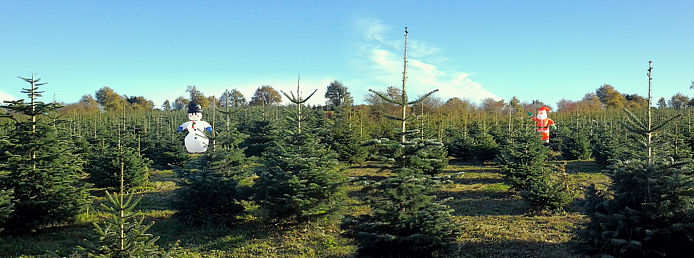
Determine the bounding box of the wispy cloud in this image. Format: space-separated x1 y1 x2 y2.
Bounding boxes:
352 17 499 103
0 91 17 103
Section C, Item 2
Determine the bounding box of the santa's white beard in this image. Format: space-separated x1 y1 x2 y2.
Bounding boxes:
537 112 547 120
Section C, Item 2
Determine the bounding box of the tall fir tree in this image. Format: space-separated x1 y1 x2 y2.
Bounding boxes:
80 122 168 257
87 115 152 190
342 27 459 257
0 76 88 234
174 118 250 225
254 78 346 222
582 61 694 257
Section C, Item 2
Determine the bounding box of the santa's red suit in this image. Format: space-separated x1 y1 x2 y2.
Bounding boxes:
528 106 556 143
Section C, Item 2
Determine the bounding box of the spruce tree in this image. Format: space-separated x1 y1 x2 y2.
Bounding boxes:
240 119 276 157
342 27 459 257
80 125 168 257
87 116 152 190
0 75 88 233
254 78 346 222
174 119 249 225
0 189 14 233
582 61 694 256
560 125 592 160
341 168 459 257
496 127 573 211
328 118 369 164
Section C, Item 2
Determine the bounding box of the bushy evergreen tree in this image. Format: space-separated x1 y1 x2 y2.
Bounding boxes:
254 132 345 222
88 142 152 190
496 127 552 191
560 125 592 160
0 76 88 233
497 127 573 211
240 119 276 157
446 122 499 162
583 115 694 256
328 118 369 164
0 189 14 233
582 63 694 256
341 168 460 257
174 124 250 225
254 81 346 223
343 27 459 257
591 125 626 167
81 191 164 257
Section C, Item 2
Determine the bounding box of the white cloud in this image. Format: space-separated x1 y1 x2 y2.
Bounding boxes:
352 17 499 103
0 91 17 103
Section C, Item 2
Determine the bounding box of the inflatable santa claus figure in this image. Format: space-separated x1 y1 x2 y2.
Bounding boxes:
528 106 556 144
177 101 212 153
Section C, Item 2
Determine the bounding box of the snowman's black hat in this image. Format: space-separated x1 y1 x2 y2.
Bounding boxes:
187 101 202 113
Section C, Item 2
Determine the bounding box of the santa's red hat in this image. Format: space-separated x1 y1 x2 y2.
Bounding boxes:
539 106 551 112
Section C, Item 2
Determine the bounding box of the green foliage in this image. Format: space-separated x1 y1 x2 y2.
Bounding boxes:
374 136 449 175
591 126 626 167
582 158 694 256
327 120 369 164
85 133 152 189
87 143 152 190
174 125 249 225
521 167 574 212
0 76 88 234
560 125 592 160
496 128 552 191
240 120 276 157
80 191 164 257
446 123 499 161
254 131 346 222
497 127 573 211
0 189 14 233
582 106 694 256
341 168 460 257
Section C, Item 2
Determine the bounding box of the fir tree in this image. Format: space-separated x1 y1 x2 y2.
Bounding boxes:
174 121 250 225
80 126 169 257
83 191 163 257
328 118 369 164
496 127 552 191
254 79 346 222
496 127 573 211
0 189 14 233
560 125 592 160
342 27 459 257
341 168 460 257
0 75 88 234
87 118 152 190
582 62 694 257
240 119 276 157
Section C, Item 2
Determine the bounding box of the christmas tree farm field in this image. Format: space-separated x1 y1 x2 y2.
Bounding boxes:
0 160 608 257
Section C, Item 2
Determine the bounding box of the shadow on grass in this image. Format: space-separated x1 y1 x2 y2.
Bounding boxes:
564 160 602 174
451 239 581 258
447 197 527 216
452 176 505 186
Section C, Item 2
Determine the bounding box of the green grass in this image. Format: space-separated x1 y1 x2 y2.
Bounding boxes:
0 159 609 257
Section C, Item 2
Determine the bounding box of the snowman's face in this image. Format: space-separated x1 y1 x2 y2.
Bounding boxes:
188 112 202 121
537 110 547 120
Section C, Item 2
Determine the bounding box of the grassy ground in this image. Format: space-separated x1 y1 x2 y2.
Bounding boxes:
0 159 608 257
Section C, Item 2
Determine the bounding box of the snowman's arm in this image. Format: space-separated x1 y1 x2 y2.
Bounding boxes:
197 121 212 132
178 122 191 132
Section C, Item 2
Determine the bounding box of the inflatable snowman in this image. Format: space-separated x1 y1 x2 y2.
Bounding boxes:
177 102 212 153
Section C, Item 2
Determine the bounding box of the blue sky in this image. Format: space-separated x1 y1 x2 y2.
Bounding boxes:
1 0 693 108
